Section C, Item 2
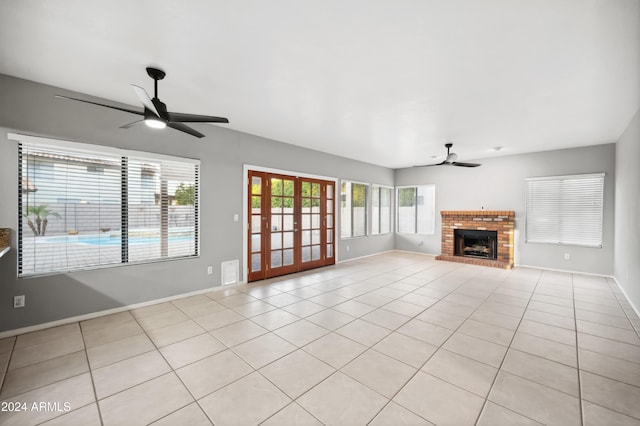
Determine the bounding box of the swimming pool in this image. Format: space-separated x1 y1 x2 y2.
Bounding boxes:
43 233 194 246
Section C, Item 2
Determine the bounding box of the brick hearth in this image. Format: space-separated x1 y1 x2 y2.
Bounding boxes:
436 210 515 269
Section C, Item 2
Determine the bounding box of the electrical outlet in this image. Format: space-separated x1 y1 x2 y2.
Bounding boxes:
564 253 571 261
14 295 25 309
207 266 213 275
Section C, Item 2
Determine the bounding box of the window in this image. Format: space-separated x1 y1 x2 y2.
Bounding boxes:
397 185 435 234
371 185 392 235
340 181 368 238
15 134 199 276
526 173 604 247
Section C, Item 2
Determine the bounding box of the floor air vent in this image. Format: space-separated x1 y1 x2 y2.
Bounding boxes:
221 259 239 285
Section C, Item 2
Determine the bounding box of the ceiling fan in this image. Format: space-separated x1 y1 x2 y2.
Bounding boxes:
415 143 481 168
56 67 229 138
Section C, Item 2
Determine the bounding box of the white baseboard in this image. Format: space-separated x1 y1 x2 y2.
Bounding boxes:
0 282 246 340
515 263 614 278
337 249 395 263
610 276 640 320
391 250 438 257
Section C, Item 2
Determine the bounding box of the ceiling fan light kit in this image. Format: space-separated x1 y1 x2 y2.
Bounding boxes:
56 67 228 138
144 117 166 129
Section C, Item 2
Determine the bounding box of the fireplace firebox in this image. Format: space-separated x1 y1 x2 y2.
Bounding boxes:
454 229 498 260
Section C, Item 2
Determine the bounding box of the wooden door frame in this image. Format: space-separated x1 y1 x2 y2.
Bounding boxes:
242 165 337 284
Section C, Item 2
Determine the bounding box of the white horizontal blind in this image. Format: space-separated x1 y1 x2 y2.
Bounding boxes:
127 156 198 263
526 173 604 247
16 135 199 276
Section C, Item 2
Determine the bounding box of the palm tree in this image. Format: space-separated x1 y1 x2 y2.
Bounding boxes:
24 205 61 236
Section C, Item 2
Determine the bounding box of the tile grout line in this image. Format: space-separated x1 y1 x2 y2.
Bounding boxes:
8 254 636 425
0 335 18 398
256 257 457 425
121 308 203 425
571 273 585 426
190 257 439 425
78 323 106 426
364 263 514 425
471 267 545 426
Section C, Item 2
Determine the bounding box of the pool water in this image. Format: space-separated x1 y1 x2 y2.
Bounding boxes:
44 233 194 246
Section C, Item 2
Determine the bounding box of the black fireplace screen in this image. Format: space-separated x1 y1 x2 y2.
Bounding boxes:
454 229 498 260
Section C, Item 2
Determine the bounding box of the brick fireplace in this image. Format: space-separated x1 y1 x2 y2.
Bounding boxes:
436 210 515 269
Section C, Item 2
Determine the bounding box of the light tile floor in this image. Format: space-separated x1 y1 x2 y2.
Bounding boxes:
1 252 640 425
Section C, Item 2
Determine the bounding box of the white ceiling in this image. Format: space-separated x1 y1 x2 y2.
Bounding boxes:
0 1 638 168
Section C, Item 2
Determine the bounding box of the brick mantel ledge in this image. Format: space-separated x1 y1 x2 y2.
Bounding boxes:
440 210 514 217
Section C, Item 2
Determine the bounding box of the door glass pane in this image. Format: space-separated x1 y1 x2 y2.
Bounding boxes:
283 232 294 248
312 198 320 210
302 230 311 246
271 250 282 268
283 197 294 213
271 215 282 231
251 215 261 232
312 245 321 260
283 215 294 231
252 253 261 271
312 214 320 228
327 230 333 243
301 181 311 196
271 197 282 213
251 196 261 213
283 249 294 266
251 234 261 249
302 214 310 229
284 180 294 196
327 245 333 258
302 246 311 262
301 197 311 213
327 199 333 213
271 178 282 195
251 176 261 194
312 183 320 197
327 184 333 198
271 233 283 250
312 230 321 245
327 215 333 228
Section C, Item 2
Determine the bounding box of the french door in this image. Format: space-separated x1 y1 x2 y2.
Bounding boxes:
248 171 335 281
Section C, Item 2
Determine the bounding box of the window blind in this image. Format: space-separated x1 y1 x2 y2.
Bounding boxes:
525 173 604 247
15 134 199 276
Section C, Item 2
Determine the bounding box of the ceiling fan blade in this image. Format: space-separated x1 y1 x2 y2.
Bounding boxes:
413 161 446 167
56 95 143 116
168 112 229 123
453 162 481 167
131 84 160 117
167 122 205 138
120 120 145 129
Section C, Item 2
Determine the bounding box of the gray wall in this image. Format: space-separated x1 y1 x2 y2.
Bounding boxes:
394 144 616 275
0 74 394 332
614 109 640 313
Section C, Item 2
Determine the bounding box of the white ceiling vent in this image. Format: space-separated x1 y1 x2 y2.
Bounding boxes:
221 259 239 286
